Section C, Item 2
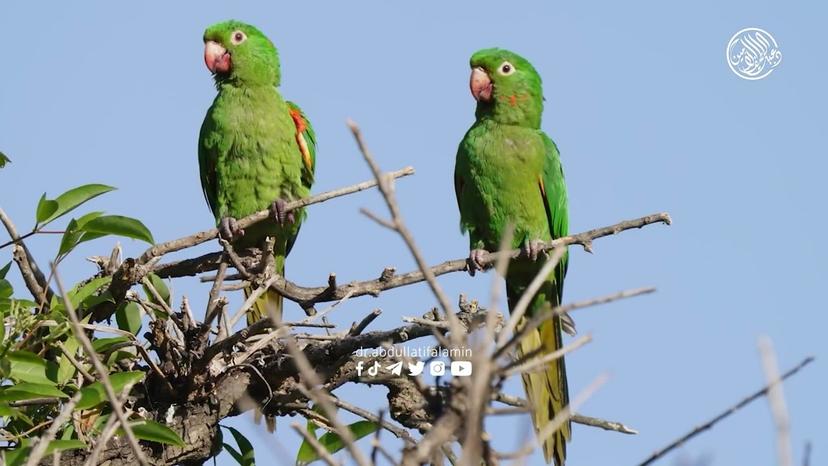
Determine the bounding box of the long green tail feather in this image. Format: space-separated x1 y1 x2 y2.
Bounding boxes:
507 273 570 466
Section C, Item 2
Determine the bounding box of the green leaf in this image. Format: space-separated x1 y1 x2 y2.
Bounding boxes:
0 151 10 169
4 382 68 400
76 371 144 410
82 215 154 244
142 273 170 307
57 336 81 385
223 443 245 465
36 193 59 225
223 425 255 466
45 439 85 455
69 276 112 310
0 403 20 417
7 351 56 385
0 279 12 300
92 336 130 354
3 445 30 466
297 421 379 463
116 302 142 335
57 212 104 258
40 184 115 226
0 261 11 279
129 420 185 447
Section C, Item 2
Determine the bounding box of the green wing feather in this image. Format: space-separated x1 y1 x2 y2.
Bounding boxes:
197 111 220 220
540 135 568 303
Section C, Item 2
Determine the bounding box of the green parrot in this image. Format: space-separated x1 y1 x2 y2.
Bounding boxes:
199 20 316 326
454 48 573 465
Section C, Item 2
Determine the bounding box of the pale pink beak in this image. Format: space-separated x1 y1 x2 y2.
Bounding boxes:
470 67 493 102
204 40 231 74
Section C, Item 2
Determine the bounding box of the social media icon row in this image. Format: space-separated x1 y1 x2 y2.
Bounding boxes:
356 360 472 377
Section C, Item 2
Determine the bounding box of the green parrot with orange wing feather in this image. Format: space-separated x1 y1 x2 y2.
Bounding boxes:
198 20 316 326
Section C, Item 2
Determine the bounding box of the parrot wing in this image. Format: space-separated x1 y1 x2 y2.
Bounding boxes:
538 135 569 303
287 101 317 190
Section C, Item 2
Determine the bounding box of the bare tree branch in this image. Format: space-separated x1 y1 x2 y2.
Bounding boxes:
637 356 815 466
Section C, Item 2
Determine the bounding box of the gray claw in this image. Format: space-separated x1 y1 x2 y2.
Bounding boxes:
219 217 244 242
467 249 489 276
525 240 546 261
269 198 295 226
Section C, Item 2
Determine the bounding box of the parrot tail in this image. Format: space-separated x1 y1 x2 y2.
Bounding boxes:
244 255 285 326
506 275 570 466
244 254 285 433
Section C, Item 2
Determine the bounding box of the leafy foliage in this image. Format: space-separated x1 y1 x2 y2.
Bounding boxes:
0 184 174 462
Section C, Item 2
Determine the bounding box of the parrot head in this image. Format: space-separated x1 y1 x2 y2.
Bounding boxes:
468 48 544 127
203 20 280 86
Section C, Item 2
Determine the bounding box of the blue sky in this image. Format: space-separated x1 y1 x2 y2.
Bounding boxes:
1 1 825 465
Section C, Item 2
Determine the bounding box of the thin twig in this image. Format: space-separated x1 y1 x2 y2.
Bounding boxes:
347 120 461 344
84 413 120 466
637 356 815 466
492 392 638 434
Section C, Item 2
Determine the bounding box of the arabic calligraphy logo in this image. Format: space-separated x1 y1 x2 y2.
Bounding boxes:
726 28 782 80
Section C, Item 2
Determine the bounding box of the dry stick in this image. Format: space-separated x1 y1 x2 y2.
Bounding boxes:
137 166 415 265
291 423 340 466
347 120 461 343
0 207 52 304
758 336 793 466
193 212 671 307
348 309 382 337
23 391 83 466
204 261 228 327
52 266 150 466
492 393 638 435
84 413 120 466
637 356 815 466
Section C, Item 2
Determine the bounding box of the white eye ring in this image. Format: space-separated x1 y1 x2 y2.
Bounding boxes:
231 30 247 45
498 61 516 76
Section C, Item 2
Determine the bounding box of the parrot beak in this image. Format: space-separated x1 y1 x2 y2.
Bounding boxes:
204 40 232 74
470 67 493 102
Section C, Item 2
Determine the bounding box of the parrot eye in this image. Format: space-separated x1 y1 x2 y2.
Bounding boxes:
231 31 247 45
498 61 516 76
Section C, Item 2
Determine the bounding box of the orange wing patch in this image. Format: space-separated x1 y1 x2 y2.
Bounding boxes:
289 107 313 173
538 175 547 198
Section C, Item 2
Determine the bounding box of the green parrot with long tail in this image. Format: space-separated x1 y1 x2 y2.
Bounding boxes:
454 48 573 465
198 20 316 326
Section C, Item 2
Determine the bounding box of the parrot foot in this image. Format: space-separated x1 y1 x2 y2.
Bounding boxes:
522 240 547 261
219 217 245 242
467 249 490 276
269 198 295 226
